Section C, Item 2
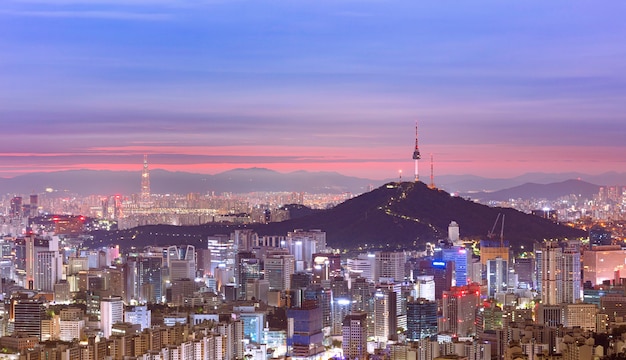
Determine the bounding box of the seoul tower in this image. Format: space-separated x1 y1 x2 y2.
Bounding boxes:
412 121 421 182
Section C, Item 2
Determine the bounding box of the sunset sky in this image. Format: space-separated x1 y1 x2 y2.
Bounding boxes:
1 1 625 179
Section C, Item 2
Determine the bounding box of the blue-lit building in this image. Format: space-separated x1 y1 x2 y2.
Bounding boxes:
435 246 471 287
287 301 325 359
240 312 265 344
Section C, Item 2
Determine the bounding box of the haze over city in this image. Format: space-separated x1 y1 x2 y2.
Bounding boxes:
2 1 626 179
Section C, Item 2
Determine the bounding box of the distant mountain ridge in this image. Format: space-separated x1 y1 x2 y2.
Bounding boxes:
436 171 626 193
0 168 376 195
89 182 586 251
0 168 624 196
461 179 601 201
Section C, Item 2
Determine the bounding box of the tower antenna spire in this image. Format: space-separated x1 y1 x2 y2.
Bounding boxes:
429 153 435 189
412 121 421 182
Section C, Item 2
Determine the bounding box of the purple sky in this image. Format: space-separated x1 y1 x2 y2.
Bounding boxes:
1 1 625 179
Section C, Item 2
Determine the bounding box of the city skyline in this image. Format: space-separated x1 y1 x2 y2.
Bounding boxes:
2 1 626 179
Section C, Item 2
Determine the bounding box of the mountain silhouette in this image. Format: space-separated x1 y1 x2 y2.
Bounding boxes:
462 179 601 202
88 181 585 252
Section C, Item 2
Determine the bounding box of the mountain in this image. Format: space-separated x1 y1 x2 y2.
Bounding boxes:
88 182 585 251
0 168 377 195
461 179 601 201
436 172 626 193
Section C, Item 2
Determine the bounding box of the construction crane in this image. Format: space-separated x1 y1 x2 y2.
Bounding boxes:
487 213 505 247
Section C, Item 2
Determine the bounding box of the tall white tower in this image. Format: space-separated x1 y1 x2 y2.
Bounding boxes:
412 121 421 182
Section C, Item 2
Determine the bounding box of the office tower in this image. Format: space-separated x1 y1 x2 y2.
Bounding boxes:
171 278 196 306
406 298 437 341
124 305 151 331
136 255 163 303
487 257 508 297
286 229 327 270
20 236 50 290
375 251 406 283
101 197 109 219
330 276 349 298
236 251 261 300
287 301 325 358
170 258 196 281
100 296 123 338
35 250 62 292
347 254 375 282
207 234 235 277
265 253 295 292
233 229 256 252
29 195 38 218
332 298 352 336
373 287 397 342
14 297 46 340
304 284 332 329
342 313 367 360
10 196 23 220
436 246 471 287
442 284 481 337
513 257 534 289
350 277 373 313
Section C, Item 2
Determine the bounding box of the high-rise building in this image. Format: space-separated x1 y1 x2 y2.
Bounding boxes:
134 255 163 303
513 257 534 289
332 298 352 336
287 301 325 359
350 277 373 313
375 251 406 283
140 154 151 208
304 284 332 329
236 251 261 300
10 196 23 220
373 287 397 342
29 195 38 218
265 253 295 292
436 246 471 287
406 298 437 341
342 312 367 360
35 250 62 292
538 240 581 305
13 297 46 340
287 229 326 269
487 257 508 297
442 284 481 337
100 296 123 338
